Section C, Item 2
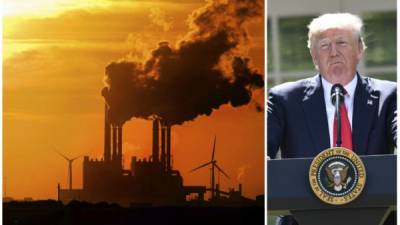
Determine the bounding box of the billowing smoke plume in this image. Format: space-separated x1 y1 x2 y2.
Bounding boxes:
237 165 250 182
102 0 264 126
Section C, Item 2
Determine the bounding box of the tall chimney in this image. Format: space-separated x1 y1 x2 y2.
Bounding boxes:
152 119 160 163
112 125 117 161
103 105 111 162
161 124 166 171
131 156 137 176
117 125 123 165
216 184 220 199
166 125 171 172
57 183 60 201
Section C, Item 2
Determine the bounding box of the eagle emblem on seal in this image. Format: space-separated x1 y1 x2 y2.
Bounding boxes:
325 161 352 192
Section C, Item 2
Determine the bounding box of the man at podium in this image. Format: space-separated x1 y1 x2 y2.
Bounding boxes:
267 13 396 225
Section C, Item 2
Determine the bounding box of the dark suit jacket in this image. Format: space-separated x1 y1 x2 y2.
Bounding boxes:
267 73 397 159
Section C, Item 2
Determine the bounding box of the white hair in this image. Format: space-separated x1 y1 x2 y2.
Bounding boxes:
307 13 366 50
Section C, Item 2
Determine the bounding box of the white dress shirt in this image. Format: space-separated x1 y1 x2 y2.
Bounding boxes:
321 75 357 147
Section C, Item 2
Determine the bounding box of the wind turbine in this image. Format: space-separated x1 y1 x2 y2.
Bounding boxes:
190 136 229 199
55 150 81 190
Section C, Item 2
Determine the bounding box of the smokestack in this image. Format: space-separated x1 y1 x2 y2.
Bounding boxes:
216 184 220 199
104 104 111 162
57 183 60 201
166 125 171 172
152 119 160 163
112 125 117 161
131 156 137 176
117 125 123 165
161 125 166 171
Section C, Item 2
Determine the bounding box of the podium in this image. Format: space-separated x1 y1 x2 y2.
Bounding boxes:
267 155 396 225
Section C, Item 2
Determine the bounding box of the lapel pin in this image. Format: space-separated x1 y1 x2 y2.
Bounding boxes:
367 100 373 105
370 91 379 99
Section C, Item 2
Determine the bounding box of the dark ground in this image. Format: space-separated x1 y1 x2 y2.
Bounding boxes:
4 200 264 225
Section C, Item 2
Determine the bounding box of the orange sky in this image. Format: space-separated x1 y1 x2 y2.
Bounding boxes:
3 0 264 200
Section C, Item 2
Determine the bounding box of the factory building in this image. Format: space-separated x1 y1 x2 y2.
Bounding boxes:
59 105 206 206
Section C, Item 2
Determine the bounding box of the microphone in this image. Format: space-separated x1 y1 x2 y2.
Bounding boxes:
331 84 345 147
330 84 345 105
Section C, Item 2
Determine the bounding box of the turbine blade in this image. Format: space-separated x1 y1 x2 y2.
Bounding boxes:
215 164 229 179
54 149 70 161
211 135 216 161
190 161 213 172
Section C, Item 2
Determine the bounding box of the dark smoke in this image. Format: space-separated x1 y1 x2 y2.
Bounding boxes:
102 0 264 125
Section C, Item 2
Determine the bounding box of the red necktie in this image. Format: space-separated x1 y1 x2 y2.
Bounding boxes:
333 93 353 150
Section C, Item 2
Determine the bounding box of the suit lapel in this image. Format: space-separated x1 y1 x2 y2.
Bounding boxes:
352 74 377 155
301 75 330 154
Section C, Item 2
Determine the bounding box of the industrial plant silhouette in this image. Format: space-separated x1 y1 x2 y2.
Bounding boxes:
4 108 263 225
57 106 255 207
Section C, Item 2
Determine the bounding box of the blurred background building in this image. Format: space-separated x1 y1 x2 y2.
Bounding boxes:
267 0 396 87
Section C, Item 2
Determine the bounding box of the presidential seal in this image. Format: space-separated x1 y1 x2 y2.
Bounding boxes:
309 147 366 205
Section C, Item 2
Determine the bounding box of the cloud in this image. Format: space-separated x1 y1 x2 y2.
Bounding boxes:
4 5 188 42
149 7 174 32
